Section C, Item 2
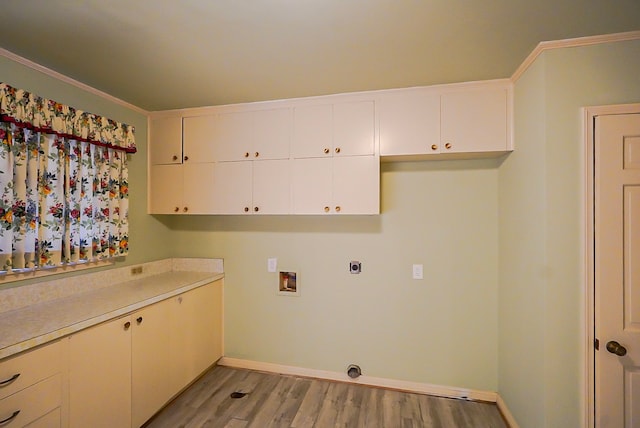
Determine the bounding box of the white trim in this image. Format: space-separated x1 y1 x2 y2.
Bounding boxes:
511 31 640 82
584 103 640 428
0 47 148 115
217 357 497 403
496 395 520 428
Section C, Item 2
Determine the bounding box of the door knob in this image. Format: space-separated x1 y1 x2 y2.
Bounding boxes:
606 340 627 356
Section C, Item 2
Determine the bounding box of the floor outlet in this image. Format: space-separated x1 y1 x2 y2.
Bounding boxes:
412 264 423 280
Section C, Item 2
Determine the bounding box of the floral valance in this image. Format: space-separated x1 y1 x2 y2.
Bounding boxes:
0 82 136 153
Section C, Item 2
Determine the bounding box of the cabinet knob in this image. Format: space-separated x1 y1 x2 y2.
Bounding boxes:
335 147 341 154
255 152 259 158
324 206 330 213
172 155 178 161
244 152 250 158
323 148 330 154
244 207 249 212
136 316 143 324
174 207 180 213
124 321 131 330
254 206 259 212
183 207 189 213
184 155 189 161
445 143 452 150
431 144 438 151
335 206 341 212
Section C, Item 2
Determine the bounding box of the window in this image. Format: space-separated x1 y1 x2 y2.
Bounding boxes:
0 82 136 274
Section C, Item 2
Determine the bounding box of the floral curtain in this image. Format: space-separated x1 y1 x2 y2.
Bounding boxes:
0 83 135 273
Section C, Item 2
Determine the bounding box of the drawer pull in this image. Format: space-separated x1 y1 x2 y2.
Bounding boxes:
0 373 20 386
0 410 20 425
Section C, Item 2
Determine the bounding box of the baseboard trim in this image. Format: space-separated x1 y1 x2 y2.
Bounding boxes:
218 357 498 403
496 395 520 428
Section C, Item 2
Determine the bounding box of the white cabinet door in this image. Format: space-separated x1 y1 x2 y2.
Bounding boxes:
216 111 254 161
183 163 217 214
292 158 332 214
253 159 291 214
131 302 174 428
292 156 379 215
149 116 182 165
333 100 375 156
171 281 223 390
333 155 380 214
379 90 440 156
292 104 333 159
211 161 253 214
149 164 183 214
441 87 508 153
182 115 218 163
253 108 291 160
69 316 131 428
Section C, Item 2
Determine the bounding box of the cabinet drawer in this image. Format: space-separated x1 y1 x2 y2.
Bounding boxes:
0 341 63 400
25 407 61 428
0 374 62 427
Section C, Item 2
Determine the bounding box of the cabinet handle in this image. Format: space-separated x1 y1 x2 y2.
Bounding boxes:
183 207 189 213
0 373 20 386
177 296 183 304
0 410 20 425
335 206 341 212
184 155 189 161
174 207 180 213
335 147 341 154
244 152 250 158
254 206 259 212
136 316 143 324
244 207 249 212
324 206 330 213
172 155 178 161
431 144 438 151
124 321 131 330
323 148 330 154
255 152 259 158
445 143 452 150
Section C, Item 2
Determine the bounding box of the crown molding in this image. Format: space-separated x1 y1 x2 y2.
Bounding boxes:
511 30 640 82
0 47 148 115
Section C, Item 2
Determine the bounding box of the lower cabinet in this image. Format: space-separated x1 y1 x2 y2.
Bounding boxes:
69 315 132 428
68 280 223 428
0 340 66 428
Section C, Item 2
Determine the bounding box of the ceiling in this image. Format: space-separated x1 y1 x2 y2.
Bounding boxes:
1 0 639 112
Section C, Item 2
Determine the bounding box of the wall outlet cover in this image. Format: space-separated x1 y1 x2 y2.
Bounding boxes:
267 258 277 273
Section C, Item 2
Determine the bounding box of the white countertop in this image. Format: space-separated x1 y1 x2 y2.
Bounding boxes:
0 259 223 360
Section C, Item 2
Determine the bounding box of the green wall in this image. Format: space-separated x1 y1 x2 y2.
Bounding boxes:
167 159 501 391
499 39 640 427
0 55 172 276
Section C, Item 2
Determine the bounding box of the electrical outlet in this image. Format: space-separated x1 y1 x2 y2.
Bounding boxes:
267 258 277 273
412 264 423 280
131 266 143 275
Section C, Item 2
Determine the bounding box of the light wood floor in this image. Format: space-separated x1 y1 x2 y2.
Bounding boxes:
145 365 507 428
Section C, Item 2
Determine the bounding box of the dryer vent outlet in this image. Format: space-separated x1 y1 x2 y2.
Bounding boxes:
347 364 362 379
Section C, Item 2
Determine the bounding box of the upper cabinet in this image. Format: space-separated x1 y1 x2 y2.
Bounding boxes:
379 82 511 159
149 115 182 165
148 79 511 215
292 101 375 158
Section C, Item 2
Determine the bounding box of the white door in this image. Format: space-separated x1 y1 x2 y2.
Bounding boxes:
595 113 640 427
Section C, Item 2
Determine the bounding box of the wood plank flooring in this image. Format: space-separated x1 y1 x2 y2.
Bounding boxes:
145 366 507 428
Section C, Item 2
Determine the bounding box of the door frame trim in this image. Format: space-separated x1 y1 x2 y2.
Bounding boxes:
584 103 640 428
